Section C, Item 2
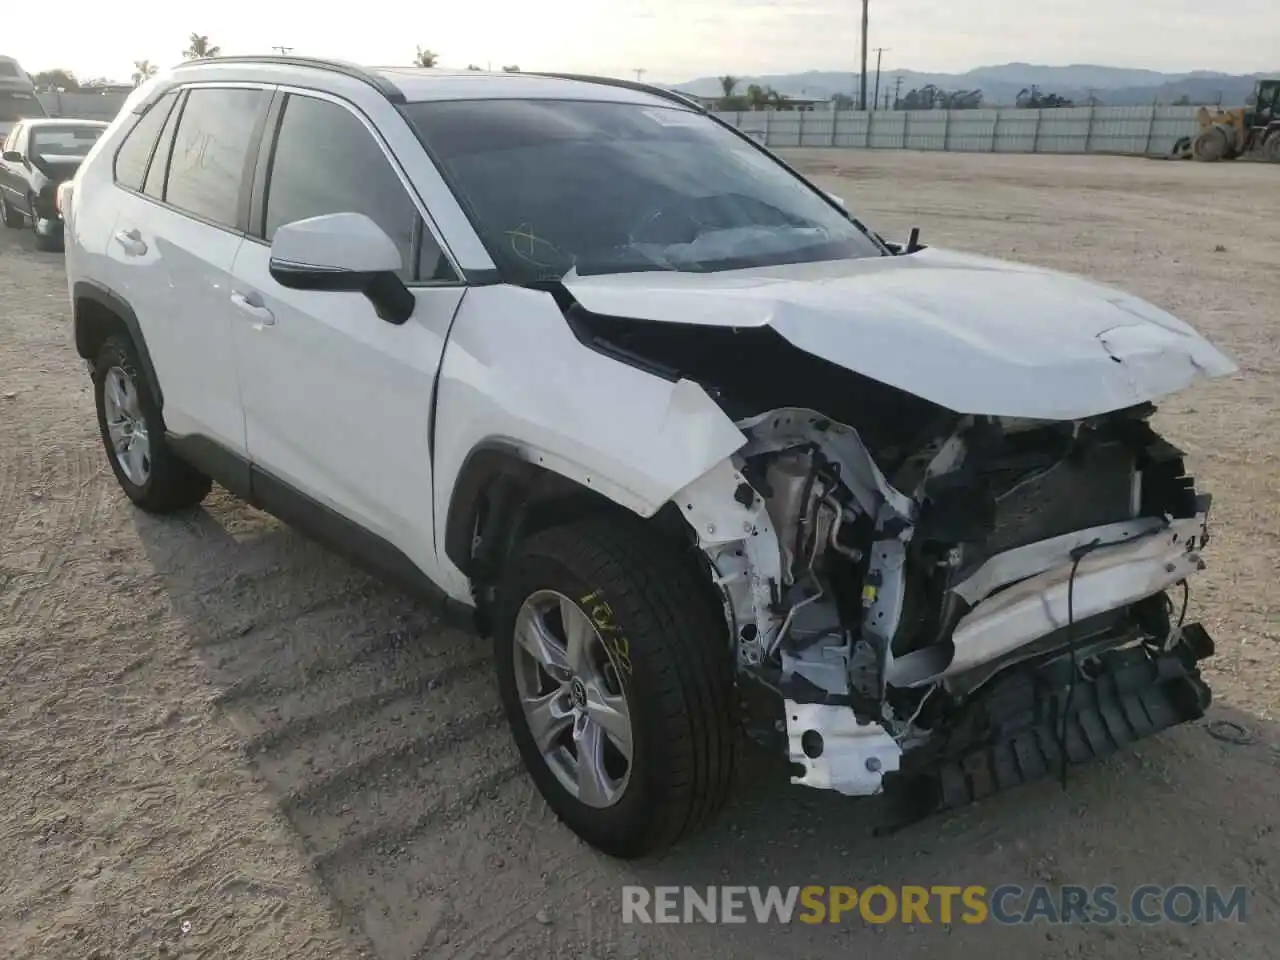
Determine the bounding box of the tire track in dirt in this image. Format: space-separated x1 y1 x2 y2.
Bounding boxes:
181 559 548 960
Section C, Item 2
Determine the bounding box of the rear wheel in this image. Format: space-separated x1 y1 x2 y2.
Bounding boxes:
494 518 737 858
93 335 212 513
29 195 62 252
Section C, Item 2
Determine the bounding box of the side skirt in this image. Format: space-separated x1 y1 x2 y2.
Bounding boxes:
167 433 476 633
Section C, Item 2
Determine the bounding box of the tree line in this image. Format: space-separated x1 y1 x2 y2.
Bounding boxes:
29 38 517 92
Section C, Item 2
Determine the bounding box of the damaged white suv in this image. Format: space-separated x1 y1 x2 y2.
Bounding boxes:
63 57 1237 858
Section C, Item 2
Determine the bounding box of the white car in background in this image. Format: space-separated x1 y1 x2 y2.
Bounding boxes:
60 56 1235 858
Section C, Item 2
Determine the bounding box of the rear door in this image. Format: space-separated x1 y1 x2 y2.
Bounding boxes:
228 89 465 572
108 84 273 455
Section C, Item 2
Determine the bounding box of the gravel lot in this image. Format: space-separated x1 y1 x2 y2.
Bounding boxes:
1 149 1278 960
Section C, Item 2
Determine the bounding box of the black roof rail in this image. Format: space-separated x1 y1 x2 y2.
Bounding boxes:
171 54 405 103
522 72 706 112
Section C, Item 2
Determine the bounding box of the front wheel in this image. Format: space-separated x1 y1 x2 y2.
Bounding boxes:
1266 132 1280 164
494 518 737 858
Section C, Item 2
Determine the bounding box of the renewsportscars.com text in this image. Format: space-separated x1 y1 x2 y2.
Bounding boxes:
621 884 1249 926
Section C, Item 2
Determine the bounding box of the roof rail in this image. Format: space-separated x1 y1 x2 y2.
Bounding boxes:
522 72 706 112
172 54 405 103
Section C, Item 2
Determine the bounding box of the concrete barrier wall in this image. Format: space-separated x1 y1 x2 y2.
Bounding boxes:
715 104 1209 156
37 92 130 122
31 94 1209 158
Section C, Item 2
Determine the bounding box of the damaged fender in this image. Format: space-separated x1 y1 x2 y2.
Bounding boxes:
431 284 749 601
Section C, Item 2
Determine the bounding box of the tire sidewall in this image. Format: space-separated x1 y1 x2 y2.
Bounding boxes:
93 337 161 504
494 546 670 853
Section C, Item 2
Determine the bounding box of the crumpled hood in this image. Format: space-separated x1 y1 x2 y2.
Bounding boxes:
561 247 1237 420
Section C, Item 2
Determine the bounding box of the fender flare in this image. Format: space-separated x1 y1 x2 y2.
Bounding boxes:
73 280 164 407
442 440 635 579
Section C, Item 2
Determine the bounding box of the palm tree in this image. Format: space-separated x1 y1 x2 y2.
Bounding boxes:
413 47 439 68
719 75 738 98
183 33 221 60
132 60 158 87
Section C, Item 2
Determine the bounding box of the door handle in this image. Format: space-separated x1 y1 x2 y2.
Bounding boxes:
113 228 148 257
230 291 276 326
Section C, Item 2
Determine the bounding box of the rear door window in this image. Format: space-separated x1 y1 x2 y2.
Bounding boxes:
164 87 268 230
143 92 185 199
113 91 178 191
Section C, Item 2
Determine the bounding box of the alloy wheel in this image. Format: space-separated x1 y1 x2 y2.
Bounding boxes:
512 589 634 808
102 365 151 486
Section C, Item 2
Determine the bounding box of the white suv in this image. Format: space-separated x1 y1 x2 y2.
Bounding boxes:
63 56 1237 858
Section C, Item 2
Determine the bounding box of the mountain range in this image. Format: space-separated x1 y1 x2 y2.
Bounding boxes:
674 63 1277 106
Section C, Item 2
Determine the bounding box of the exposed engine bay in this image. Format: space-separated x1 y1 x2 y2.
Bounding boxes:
674 399 1215 825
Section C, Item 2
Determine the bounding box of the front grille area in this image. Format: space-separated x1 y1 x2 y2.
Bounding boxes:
984 438 1137 557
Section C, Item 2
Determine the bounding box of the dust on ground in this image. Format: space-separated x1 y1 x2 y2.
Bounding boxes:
1 150 1278 959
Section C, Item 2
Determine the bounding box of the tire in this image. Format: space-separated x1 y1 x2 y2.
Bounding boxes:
29 196 62 252
1 195 22 228
494 518 736 858
1266 133 1280 164
93 334 212 512
1192 126 1229 162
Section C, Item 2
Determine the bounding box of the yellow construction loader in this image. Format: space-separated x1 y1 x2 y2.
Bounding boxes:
1170 79 1280 161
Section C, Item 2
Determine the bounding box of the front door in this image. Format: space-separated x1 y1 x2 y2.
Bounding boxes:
228 91 465 574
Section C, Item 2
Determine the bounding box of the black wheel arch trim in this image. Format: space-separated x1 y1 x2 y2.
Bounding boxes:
443 440 625 581
73 280 165 408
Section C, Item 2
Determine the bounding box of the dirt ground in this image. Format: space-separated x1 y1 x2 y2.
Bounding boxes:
1 149 1278 960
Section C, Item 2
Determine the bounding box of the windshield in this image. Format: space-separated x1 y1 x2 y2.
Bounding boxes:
30 125 104 160
0 91 45 123
401 98 883 282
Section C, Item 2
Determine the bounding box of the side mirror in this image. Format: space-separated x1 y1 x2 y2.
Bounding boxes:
268 212 415 325
2 150 22 162
824 191 847 209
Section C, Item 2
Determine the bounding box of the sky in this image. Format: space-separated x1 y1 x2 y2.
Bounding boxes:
10 0 1279 84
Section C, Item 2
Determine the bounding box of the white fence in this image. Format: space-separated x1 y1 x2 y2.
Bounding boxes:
32 95 1209 158
714 105 1209 156
37 92 130 122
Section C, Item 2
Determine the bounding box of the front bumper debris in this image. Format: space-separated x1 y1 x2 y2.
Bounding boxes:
880 622 1215 830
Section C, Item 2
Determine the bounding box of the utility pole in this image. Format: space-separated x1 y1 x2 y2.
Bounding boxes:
859 0 869 110
634 68 646 82
892 75 904 110
872 47 889 112
271 45 293 56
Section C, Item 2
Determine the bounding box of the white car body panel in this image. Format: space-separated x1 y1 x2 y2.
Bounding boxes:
562 247 1237 421
107 200 249 454
430 284 749 601
228 240 464 576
